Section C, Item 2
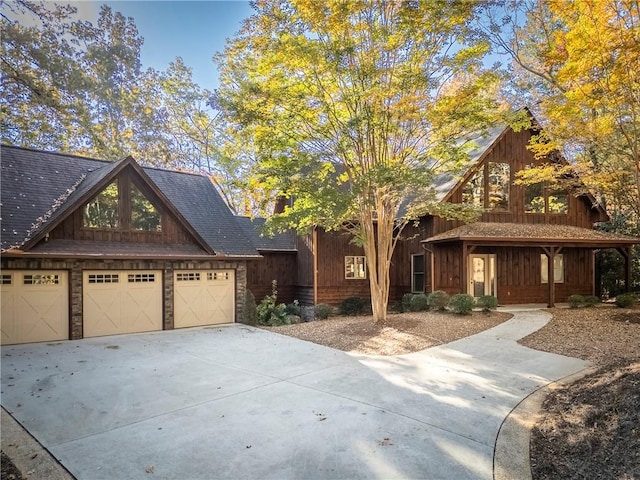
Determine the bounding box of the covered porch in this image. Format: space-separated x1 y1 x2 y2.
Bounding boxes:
422 223 638 307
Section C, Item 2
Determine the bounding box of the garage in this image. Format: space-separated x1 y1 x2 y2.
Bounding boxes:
0 271 69 345
83 270 163 338
174 270 235 328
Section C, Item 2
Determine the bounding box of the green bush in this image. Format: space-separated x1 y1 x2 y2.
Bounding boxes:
256 280 290 326
314 303 332 320
568 294 586 309
615 292 637 308
286 300 301 317
339 296 367 316
400 293 414 313
243 289 258 325
584 295 600 307
427 290 450 311
409 293 430 312
449 293 475 315
475 295 498 312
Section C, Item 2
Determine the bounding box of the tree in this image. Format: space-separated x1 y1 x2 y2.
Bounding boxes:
1 1 167 161
216 0 500 321
484 0 640 221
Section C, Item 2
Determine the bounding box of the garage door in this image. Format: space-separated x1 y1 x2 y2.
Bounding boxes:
174 270 235 328
83 271 163 338
1 271 69 345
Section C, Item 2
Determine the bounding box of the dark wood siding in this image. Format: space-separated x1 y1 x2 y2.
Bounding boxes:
246 252 297 304
433 128 607 236
432 244 594 304
49 169 200 246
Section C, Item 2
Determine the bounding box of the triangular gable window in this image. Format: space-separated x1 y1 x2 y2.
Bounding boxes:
84 181 119 228
83 176 162 232
131 184 161 231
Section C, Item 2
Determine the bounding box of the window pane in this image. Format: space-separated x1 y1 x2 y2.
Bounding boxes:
345 256 366 279
462 170 484 207
488 162 510 210
541 254 564 283
525 183 545 213
131 184 161 231
412 254 424 292
548 190 568 214
84 182 119 228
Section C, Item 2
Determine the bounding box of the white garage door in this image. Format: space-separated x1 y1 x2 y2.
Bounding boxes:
174 270 235 328
1 271 69 345
83 271 163 338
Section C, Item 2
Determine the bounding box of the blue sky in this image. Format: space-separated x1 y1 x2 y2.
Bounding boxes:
74 1 254 91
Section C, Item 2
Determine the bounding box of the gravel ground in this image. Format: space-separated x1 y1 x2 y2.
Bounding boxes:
262 310 511 355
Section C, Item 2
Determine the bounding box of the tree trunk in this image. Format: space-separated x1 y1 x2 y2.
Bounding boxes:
359 196 394 323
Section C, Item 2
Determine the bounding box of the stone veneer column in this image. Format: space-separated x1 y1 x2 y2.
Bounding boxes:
70 262 83 340
235 262 247 323
163 262 174 330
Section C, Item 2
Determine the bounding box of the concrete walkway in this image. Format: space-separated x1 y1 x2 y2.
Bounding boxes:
0 311 588 480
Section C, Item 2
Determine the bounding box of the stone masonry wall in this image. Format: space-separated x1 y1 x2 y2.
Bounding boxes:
1 257 248 340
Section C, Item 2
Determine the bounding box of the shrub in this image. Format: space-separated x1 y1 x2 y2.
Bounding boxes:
339 296 367 316
243 289 258 325
584 295 600 307
475 295 498 312
568 294 586 309
314 303 332 320
615 293 637 308
408 293 430 312
449 293 475 315
400 293 414 313
256 280 290 326
286 300 301 317
427 290 450 311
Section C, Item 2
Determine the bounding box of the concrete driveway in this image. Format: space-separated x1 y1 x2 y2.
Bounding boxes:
1 311 588 479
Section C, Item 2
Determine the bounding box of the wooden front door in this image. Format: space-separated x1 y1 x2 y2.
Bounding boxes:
468 254 496 297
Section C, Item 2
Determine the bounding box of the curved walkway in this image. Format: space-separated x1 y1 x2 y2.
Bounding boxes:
1 310 588 479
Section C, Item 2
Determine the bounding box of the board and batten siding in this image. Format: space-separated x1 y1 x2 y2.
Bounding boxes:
246 251 297 304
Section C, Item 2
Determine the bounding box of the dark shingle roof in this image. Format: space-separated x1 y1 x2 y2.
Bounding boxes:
423 222 639 246
1 145 259 257
236 216 296 251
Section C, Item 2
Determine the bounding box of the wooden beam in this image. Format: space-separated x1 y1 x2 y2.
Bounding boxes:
462 242 468 295
541 246 556 308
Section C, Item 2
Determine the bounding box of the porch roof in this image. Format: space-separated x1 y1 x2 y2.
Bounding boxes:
422 222 639 248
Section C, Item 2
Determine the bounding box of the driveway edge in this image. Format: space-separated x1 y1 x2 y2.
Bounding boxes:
492 366 597 480
1 407 75 480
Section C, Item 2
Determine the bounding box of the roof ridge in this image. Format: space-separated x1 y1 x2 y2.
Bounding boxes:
1 144 112 165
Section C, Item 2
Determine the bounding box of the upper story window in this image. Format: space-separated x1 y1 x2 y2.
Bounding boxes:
525 183 568 214
462 162 510 211
83 177 162 231
84 181 119 228
131 184 161 231
345 256 366 279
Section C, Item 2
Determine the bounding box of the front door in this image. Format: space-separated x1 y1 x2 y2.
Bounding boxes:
468 254 496 297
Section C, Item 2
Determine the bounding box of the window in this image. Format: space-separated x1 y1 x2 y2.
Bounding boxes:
88 274 119 284
208 272 229 281
488 162 510 210
84 182 119 228
524 183 545 213
411 254 425 293
131 184 161 231
128 273 155 283
1 274 12 285
345 256 366 279
24 274 60 285
176 272 200 281
462 162 510 210
541 254 564 283
547 190 568 214
462 169 484 207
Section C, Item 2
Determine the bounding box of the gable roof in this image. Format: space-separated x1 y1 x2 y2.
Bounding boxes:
1 145 259 258
236 216 297 252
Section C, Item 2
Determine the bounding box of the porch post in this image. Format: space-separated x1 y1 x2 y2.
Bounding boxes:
617 247 632 293
542 246 556 308
461 242 468 295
